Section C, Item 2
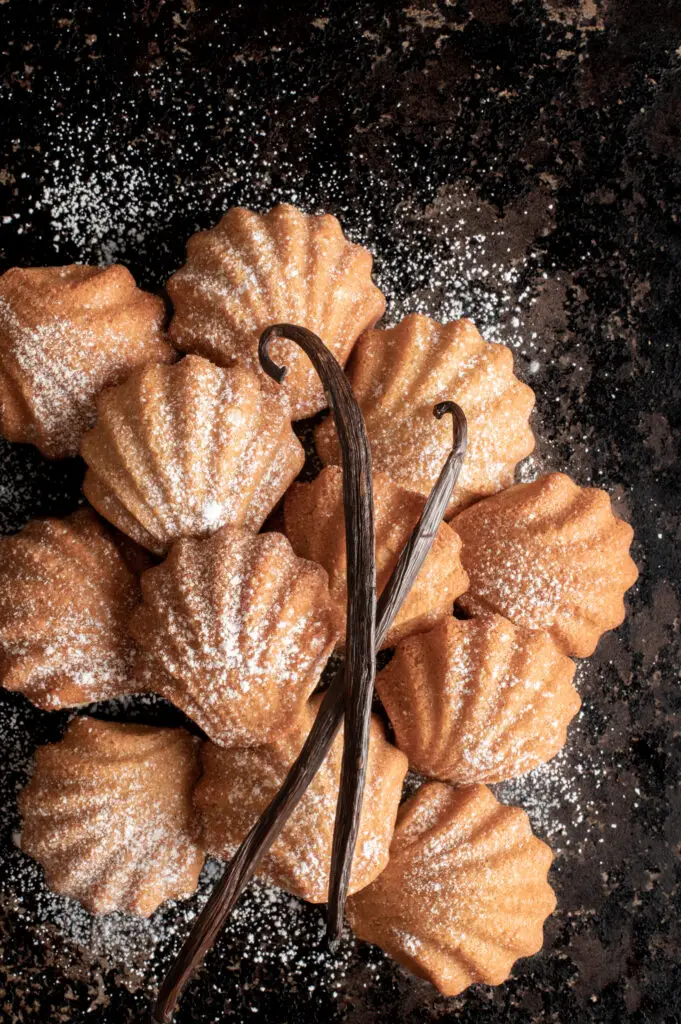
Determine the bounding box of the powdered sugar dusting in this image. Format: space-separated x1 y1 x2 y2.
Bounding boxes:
82 357 303 554
0 513 138 709
19 719 203 916
28 104 544 367
4 856 358 1000
0 267 170 459
0 297 129 456
133 529 340 746
378 615 580 785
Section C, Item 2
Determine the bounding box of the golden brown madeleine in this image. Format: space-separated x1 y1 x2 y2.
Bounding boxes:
0 265 174 458
315 314 535 515
452 473 639 657
376 614 580 784
81 356 305 555
167 204 385 419
347 782 556 996
19 717 204 916
0 509 140 710
132 527 341 747
195 697 408 902
284 466 468 649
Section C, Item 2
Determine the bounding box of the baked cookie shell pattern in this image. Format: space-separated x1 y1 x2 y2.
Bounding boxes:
284 466 469 649
452 473 639 657
132 527 341 747
19 717 205 916
0 509 140 710
195 697 408 903
82 355 305 555
167 204 386 419
0 264 174 458
347 782 556 996
315 313 535 516
376 614 580 784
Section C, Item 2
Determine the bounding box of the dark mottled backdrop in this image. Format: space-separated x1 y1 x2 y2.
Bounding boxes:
1 2 680 1023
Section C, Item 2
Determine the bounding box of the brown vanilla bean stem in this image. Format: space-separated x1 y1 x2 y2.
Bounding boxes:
375 401 468 629
151 402 467 1024
263 323 376 945
326 400 467 941
260 326 377 735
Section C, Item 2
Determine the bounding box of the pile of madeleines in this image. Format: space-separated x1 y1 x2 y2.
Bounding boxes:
0 204 638 998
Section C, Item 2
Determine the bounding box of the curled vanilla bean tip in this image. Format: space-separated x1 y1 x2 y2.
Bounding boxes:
258 324 290 384
434 400 468 455
432 397 454 417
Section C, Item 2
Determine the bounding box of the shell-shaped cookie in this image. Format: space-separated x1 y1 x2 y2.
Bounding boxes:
376 614 580 784
0 265 174 458
132 527 341 747
81 356 305 555
19 717 204 916
315 314 535 515
0 509 140 710
284 466 469 649
195 696 408 902
167 204 386 419
452 473 639 657
347 782 556 996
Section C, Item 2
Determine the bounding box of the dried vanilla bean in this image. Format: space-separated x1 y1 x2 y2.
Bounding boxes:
327 400 467 940
262 323 377 943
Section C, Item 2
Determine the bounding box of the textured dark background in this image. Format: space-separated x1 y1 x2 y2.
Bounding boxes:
1 1 680 1022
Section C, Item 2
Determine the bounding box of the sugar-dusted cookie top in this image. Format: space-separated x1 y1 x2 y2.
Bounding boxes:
0 509 141 710
132 527 341 747
348 782 556 996
377 613 580 784
315 313 535 515
167 204 385 419
20 717 204 916
82 355 304 554
0 264 173 458
452 473 638 657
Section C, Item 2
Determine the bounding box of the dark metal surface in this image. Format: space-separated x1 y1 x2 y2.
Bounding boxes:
1 2 680 1022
